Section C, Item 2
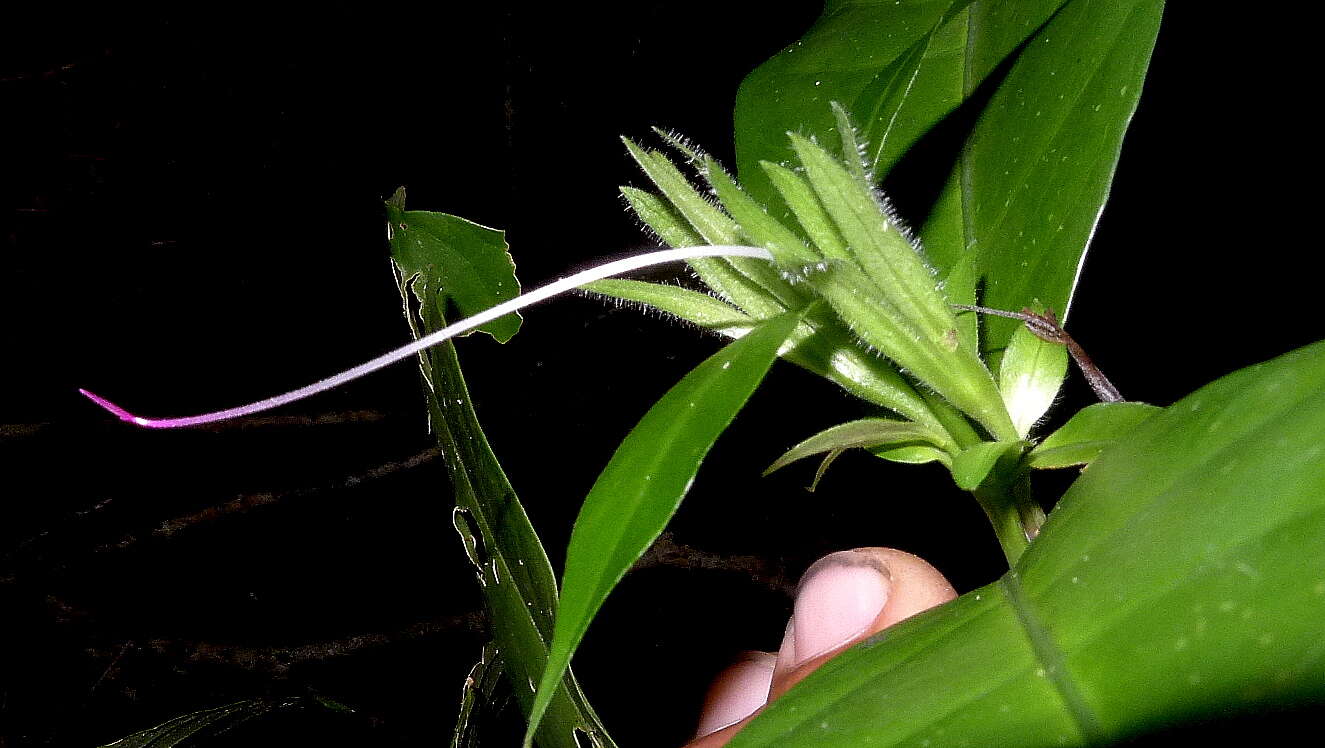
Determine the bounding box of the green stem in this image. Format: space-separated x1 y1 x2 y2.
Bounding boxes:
974 470 1045 567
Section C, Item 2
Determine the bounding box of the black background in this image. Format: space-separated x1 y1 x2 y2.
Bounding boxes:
2 4 1318 746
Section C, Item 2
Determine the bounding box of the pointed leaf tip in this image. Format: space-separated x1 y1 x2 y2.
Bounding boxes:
766 418 949 476
523 307 808 745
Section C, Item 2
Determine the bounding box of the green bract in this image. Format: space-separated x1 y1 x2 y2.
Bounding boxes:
593 128 1065 559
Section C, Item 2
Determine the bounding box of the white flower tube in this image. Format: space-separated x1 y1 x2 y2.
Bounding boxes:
80 245 774 428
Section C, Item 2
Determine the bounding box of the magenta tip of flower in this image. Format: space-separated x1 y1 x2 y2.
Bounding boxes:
78 388 157 428
73 246 775 432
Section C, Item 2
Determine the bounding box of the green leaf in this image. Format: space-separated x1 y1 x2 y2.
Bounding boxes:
998 309 1070 438
923 0 1165 355
765 418 950 476
950 439 1025 491
650 125 704 163
734 0 953 207
1028 401 1162 469
385 187 521 343
525 308 806 746
734 1 1071 207
389 201 615 748
870 442 951 466
730 339 1325 746
735 1 1161 356
451 643 506 748
95 698 358 747
621 146 943 434
97 701 273 747
849 27 937 178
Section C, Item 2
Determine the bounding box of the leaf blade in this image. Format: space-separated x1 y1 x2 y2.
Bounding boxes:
386 189 521 343
525 308 807 745
97 701 271 748
950 440 1025 491
765 418 951 476
388 194 616 748
730 340 1325 745
923 0 1165 354
1028 401 1161 469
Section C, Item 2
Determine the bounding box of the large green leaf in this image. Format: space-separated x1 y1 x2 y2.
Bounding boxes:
387 194 615 748
525 309 806 746
734 0 1069 210
922 0 1164 355
730 340 1325 745
735 0 1163 356
734 0 950 208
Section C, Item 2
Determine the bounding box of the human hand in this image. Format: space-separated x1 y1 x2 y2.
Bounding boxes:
684 548 957 746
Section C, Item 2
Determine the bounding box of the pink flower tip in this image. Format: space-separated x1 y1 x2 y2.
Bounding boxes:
79 388 152 426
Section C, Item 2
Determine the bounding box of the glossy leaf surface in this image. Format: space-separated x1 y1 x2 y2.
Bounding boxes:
388 194 615 748
734 0 953 209
525 309 806 745
451 643 505 748
386 188 521 343
765 418 950 476
1028 401 1161 469
870 443 951 467
950 439 1024 491
735 0 1163 356
734 0 1070 208
731 340 1325 745
923 0 1165 355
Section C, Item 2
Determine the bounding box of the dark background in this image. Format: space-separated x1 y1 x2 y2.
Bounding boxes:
2 4 1317 746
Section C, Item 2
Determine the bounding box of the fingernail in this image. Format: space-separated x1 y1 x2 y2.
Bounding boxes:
772 618 796 682
792 551 890 666
694 652 776 738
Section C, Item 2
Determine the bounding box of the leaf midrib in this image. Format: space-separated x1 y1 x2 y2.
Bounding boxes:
999 571 1105 743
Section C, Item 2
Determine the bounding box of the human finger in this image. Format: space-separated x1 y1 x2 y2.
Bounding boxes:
691 651 777 740
770 547 956 698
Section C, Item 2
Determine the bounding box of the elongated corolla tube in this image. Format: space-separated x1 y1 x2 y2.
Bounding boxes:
80 245 774 428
